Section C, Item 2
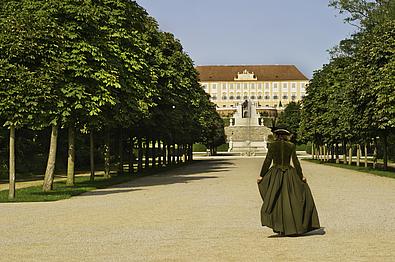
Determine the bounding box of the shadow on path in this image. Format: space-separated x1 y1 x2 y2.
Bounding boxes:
267 227 326 238
80 188 144 196
82 159 237 196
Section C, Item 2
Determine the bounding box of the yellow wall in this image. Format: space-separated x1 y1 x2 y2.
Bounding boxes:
200 80 307 109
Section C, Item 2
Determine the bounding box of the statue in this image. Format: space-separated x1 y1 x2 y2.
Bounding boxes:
228 136 233 152
242 99 249 118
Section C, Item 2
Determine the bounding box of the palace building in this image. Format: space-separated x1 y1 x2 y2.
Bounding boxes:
196 65 308 117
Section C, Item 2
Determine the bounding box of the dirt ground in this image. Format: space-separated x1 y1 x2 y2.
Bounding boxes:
1 157 394 261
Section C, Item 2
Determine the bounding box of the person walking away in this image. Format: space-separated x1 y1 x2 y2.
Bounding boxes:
257 128 320 236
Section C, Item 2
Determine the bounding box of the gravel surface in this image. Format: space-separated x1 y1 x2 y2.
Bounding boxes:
1 158 394 261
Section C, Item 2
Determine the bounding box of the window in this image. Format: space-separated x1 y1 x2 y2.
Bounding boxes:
236 83 241 90
229 95 234 100
229 83 234 90
273 95 278 99
236 95 241 99
243 96 248 99
222 83 227 89
258 95 262 99
202 84 208 90
291 82 297 91
223 105 226 107
243 83 248 89
211 83 217 90
265 82 270 90
273 83 278 91
265 95 270 100
251 83 255 89
282 83 288 93
222 95 227 100
258 83 263 89
291 93 296 100
211 95 217 100
282 95 288 99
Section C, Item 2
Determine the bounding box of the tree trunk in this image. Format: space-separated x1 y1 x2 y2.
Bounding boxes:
311 142 315 160
318 145 323 162
104 130 111 179
118 128 124 175
382 132 388 170
129 137 134 175
364 143 368 168
190 143 194 161
323 145 327 162
183 144 187 162
137 137 143 173
185 144 189 162
157 140 162 167
152 139 156 168
43 124 58 192
342 141 347 164
348 144 352 165
162 142 167 166
144 137 150 169
66 126 75 186
8 125 15 200
90 130 95 181
373 138 378 169
356 144 361 167
176 144 180 163
335 143 340 164
168 144 172 165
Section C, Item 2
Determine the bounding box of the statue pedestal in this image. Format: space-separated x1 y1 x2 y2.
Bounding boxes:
225 100 271 155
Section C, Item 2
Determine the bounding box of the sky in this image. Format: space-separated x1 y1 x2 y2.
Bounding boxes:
134 0 356 78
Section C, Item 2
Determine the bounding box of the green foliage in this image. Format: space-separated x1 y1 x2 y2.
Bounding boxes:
277 101 301 142
193 143 207 152
300 0 395 169
0 0 223 192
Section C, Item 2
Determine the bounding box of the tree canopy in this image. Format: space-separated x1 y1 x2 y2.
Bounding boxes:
300 0 395 168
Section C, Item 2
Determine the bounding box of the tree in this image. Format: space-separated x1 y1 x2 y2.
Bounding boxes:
277 101 301 142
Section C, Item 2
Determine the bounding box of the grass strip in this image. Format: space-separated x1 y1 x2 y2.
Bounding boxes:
0 163 191 203
303 159 395 179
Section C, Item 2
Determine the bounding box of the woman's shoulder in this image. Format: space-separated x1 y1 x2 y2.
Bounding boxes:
270 140 295 146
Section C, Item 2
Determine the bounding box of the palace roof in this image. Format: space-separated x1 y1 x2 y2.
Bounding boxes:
196 65 308 82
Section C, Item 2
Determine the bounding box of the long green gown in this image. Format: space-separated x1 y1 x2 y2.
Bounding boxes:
258 140 320 235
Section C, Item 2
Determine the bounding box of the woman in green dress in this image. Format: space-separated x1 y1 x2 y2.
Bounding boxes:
257 129 320 236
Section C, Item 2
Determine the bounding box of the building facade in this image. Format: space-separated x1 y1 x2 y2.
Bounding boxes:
196 65 308 116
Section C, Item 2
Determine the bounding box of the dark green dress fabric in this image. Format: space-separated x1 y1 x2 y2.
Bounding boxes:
258 140 320 235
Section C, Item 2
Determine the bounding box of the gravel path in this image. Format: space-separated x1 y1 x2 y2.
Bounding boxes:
1 158 394 261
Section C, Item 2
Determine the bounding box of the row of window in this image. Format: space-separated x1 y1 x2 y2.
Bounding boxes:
210 95 305 100
202 82 307 91
219 104 283 108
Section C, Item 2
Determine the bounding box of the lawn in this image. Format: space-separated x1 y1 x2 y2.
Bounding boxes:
303 159 395 179
0 163 190 203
